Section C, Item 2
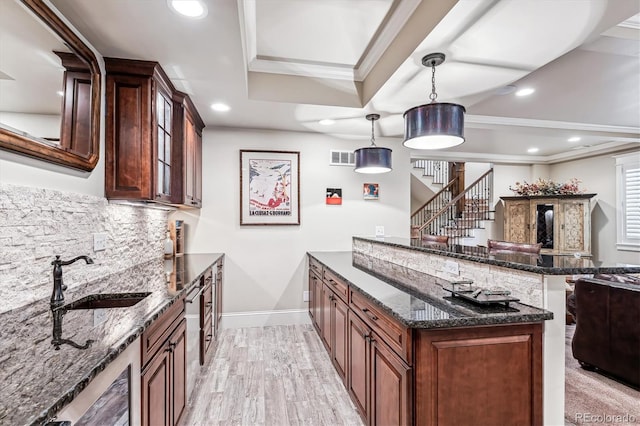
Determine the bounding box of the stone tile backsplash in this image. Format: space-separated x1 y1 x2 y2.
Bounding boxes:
0 183 170 313
353 238 544 308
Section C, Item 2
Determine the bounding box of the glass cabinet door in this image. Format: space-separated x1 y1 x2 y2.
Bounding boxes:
534 202 556 249
156 91 172 199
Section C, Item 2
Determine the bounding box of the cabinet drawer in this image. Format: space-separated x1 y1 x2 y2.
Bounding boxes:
309 257 323 277
323 268 348 303
350 289 411 364
142 295 185 367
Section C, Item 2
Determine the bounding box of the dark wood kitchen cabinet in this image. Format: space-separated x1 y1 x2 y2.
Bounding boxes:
308 258 322 333
104 58 203 208
180 95 203 208
141 296 187 426
330 292 349 382
215 259 224 333
348 303 411 426
413 324 542 425
308 254 543 426
200 267 215 364
322 270 349 383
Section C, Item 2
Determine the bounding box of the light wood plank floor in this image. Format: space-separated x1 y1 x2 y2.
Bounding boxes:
181 324 364 426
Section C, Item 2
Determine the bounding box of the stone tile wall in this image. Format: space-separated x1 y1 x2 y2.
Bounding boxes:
353 238 545 308
0 183 169 312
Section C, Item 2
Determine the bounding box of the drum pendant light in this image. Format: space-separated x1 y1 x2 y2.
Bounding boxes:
403 53 465 150
354 114 392 174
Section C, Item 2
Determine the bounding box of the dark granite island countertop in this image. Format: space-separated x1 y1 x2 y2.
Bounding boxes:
353 236 640 275
308 251 552 329
0 253 223 426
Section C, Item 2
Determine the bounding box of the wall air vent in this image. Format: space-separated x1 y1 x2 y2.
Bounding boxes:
329 150 355 166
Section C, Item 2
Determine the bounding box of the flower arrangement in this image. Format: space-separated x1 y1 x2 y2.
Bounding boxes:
509 178 583 196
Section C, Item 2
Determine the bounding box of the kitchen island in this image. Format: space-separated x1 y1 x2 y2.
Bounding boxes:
350 236 640 425
308 250 552 425
0 253 223 426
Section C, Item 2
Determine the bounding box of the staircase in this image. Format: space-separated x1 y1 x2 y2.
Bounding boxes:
413 159 449 185
411 166 494 245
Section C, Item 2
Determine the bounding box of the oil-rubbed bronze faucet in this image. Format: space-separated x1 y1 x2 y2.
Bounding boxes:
51 255 94 308
51 308 94 351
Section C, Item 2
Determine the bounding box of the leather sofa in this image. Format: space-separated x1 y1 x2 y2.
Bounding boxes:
570 275 640 388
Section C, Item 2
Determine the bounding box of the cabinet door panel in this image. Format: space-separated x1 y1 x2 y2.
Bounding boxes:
415 326 542 426
559 200 588 253
332 297 348 383
216 263 223 329
141 349 171 426
371 338 411 426
194 130 202 205
312 273 323 333
308 271 316 321
347 311 369 422
106 74 152 199
504 200 530 243
171 319 187 426
320 284 332 352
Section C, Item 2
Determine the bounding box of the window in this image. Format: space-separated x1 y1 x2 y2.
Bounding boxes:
616 152 640 251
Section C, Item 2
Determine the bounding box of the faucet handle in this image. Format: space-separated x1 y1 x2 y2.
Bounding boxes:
52 255 61 266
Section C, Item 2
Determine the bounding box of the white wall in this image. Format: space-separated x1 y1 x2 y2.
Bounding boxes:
171 128 410 314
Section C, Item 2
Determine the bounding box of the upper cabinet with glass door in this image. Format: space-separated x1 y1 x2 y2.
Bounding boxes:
0 0 101 171
103 58 204 208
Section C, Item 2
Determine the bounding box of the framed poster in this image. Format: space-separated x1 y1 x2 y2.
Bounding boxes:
240 150 300 225
326 188 342 205
363 183 379 200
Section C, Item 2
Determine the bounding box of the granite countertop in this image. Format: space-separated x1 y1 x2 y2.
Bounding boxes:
353 236 640 275
0 253 223 426
308 251 552 329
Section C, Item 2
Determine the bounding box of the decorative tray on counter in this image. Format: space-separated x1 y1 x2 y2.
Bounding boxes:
444 282 519 307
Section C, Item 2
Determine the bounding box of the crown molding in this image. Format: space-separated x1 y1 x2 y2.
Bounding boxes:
410 141 640 165
465 114 640 138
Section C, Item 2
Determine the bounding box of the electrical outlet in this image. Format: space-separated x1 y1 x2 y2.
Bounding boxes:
93 233 107 251
303 291 310 302
375 226 385 237
443 260 460 275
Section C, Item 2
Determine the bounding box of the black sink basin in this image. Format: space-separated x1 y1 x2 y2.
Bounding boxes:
62 292 152 310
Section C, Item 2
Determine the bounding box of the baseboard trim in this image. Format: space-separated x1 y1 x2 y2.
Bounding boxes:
220 309 311 329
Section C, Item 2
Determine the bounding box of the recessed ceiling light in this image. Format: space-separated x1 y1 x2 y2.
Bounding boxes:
568 136 581 142
56 91 64 97
168 0 207 18
319 119 335 126
494 85 517 96
210 102 230 112
527 147 539 153
515 88 535 97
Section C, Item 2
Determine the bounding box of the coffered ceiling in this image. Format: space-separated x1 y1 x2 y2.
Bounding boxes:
28 0 640 162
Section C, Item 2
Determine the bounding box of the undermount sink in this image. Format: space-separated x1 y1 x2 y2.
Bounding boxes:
63 292 152 310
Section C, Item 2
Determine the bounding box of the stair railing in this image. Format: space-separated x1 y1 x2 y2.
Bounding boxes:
411 177 458 234
417 168 494 242
413 159 449 184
